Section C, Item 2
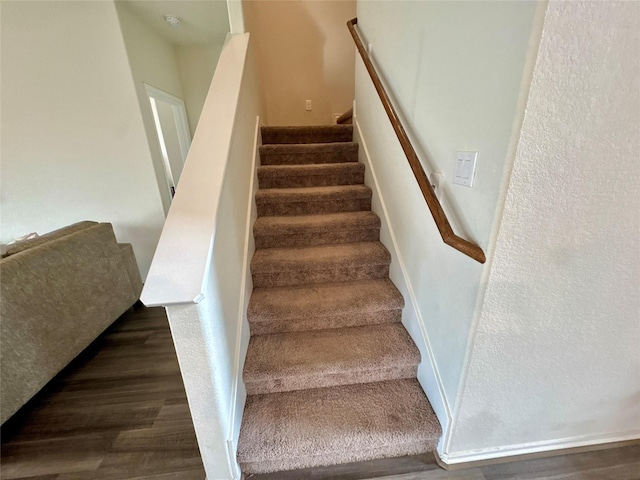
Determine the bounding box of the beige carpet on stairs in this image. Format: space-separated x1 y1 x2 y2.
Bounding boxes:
237 124 441 474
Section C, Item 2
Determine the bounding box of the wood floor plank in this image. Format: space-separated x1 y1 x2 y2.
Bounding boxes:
0 456 103 479
101 329 154 346
249 453 441 480
541 462 640 480
480 444 640 480
152 403 196 429
10 401 163 439
113 425 201 453
144 330 176 346
56 452 204 480
369 470 486 480
1 431 118 458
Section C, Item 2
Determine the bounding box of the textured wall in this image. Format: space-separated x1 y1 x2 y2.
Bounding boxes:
447 0 640 459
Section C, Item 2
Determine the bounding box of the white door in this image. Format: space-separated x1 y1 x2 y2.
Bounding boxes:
144 83 191 199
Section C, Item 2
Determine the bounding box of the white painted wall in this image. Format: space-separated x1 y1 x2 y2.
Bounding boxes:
0 0 166 279
176 44 224 134
353 115 452 436
354 0 538 408
142 33 262 479
115 3 188 214
445 0 640 461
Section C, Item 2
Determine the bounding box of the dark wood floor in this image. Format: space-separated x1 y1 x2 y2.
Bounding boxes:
250 444 640 480
1 307 205 480
2 306 638 480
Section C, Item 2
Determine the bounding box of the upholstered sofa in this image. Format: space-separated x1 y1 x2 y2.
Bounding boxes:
0 221 142 424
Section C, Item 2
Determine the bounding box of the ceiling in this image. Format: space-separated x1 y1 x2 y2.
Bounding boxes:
117 0 230 46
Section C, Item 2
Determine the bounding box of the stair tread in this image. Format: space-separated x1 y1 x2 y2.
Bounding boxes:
237 378 440 473
254 211 380 236
259 142 359 166
249 278 403 321
253 211 379 249
261 125 353 144
244 324 419 390
258 162 364 177
255 184 371 202
251 242 390 273
258 162 365 189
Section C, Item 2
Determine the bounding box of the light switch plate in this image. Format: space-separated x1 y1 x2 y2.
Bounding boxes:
453 151 478 187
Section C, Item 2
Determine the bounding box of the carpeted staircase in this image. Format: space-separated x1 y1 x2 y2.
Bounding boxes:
237 125 441 474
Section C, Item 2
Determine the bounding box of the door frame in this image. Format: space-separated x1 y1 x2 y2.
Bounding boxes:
144 83 191 199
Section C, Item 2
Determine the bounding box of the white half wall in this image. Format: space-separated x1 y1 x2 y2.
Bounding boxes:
142 32 262 479
354 0 538 408
0 0 166 280
445 0 640 461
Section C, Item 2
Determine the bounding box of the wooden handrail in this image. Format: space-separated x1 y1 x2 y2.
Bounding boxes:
337 107 353 124
347 18 486 264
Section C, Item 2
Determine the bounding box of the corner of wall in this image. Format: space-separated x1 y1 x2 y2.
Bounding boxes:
442 0 549 456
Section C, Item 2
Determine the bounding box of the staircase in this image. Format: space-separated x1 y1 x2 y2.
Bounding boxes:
237 125 440 474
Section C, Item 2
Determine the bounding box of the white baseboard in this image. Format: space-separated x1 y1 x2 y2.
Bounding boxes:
228 115 261 460
353 111 451 438
438 430 640 465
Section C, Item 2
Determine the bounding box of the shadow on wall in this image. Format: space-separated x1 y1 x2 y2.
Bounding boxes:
244 0 355 126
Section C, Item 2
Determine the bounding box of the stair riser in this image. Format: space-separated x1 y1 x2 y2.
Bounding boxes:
262 127 353 144
258 171 364 189
255 228 379 249
257 198 371 216
240 439 438 475
248 309 402 335
260 151 358 165
245 364 417 396
252 265 389 288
